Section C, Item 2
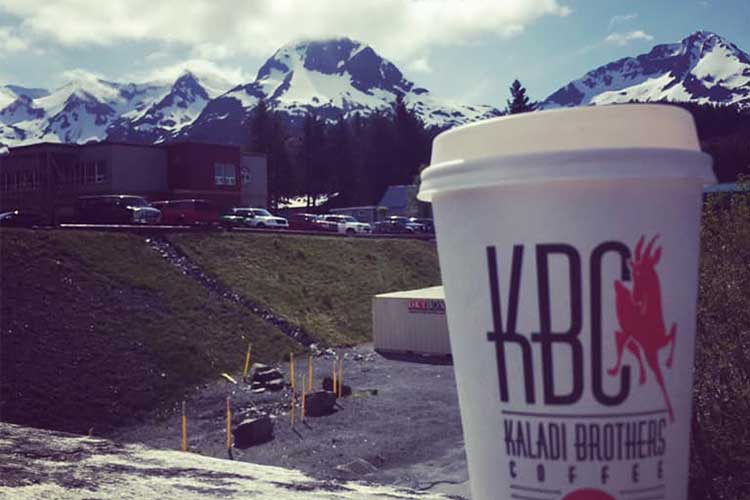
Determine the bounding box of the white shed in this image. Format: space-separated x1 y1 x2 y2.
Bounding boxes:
372 286 450 356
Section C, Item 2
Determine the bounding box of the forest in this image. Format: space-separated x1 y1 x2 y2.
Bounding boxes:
247 81 750 209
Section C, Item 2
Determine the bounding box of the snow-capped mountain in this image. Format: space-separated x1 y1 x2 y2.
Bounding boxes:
106 71 233 144
542 31 750 109
3 31 748 148
0 73 170 146
0 70 232 146
182 38 499 143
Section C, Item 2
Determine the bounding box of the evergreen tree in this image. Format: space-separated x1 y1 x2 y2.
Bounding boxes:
329 114 353 201
505 79 536 115
366 110 397 203
268 113 293 206
349 112 370 204
249 98 271 152
301 111 328 206
393 95 428 186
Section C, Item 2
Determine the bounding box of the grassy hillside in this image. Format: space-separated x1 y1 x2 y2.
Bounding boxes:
0 230 440 434
0 230 300 434
168 232 442 346
690 188 750 499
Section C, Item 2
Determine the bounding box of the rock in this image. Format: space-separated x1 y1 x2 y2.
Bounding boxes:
304 391 337 417
354 353 364 361
253 367 284 384
250 362 268 374
322 377 352 397
335 458 378 475
265 378 285 392
233 416 273 448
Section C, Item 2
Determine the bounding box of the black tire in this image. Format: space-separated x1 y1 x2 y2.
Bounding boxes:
346 228 356 235
256 223 266 228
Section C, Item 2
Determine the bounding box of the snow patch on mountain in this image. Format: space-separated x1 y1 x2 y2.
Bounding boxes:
0 95 45 124
542 31 750 109
182 36 498 140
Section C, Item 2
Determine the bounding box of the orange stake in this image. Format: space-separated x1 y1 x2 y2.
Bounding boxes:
290 392 296 427
181 400 188 452
308 355 314 392
332 356 337 394
301 375 307 422
290 352 296 393
338 358 344 397
226 397 232 449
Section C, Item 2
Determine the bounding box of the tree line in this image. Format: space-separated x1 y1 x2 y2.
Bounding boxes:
247 79 749 209
247 96 431 209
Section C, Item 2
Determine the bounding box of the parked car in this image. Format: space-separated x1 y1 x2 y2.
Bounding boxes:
372 220 414 234
321 214 372 234
150 199 219 226
409 217 435 233
0 209 46 228
313 215 339 232
384 216 422 233
218 209 249 229
287 212 327 231
75 195 161 224
230 208 289 229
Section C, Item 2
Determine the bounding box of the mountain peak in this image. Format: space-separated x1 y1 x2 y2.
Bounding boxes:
541 30 750 109
682 30 724 45
176 70 197 81
259 37 366 79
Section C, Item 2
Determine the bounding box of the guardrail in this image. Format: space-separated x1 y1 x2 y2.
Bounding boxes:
52 224 436 241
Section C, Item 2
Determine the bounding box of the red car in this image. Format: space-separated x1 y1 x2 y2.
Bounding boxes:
286 213 337 232
150 199 220 226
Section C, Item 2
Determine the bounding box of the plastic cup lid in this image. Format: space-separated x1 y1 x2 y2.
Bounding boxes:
418 104 716 201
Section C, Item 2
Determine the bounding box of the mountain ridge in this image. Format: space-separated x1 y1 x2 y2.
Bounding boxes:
541 31 750 109
1 31 748 149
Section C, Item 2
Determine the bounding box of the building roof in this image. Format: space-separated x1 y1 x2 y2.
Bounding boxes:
6 140 256 155
378 185 418 210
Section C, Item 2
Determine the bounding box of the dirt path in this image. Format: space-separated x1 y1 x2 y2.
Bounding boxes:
109 344 470 498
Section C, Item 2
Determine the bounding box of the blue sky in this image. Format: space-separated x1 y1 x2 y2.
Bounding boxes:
0 0 748 105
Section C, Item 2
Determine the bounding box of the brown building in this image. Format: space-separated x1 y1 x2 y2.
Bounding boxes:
0 141 267 223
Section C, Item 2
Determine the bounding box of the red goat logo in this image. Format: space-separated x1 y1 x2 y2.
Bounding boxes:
607 235 677 422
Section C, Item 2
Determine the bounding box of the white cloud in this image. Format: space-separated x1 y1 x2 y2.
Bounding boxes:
0 0 572 63
407 57 433 74
605 30 654 47
607 13 638 31
0 25 28 52
59 68 109 82
126 59 248 94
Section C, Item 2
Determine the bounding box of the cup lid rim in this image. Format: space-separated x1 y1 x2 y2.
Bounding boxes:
417 147 716 202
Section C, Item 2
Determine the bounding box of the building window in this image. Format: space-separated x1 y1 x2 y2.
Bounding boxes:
95 160 106 184
85 161 96 184
214 163 237 186
22 170 33 189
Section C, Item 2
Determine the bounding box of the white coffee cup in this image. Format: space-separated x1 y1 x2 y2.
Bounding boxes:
418 105 715 500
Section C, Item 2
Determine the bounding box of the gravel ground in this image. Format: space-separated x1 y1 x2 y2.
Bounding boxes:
109 344 471 498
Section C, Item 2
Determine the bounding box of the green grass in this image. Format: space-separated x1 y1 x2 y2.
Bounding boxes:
0 230 299 433
168 232 442 346
0 229 440 433
690 187 750 500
